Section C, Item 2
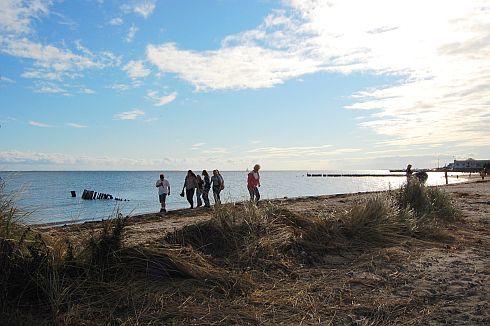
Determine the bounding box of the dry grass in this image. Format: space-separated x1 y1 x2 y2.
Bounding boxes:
1 180 468 325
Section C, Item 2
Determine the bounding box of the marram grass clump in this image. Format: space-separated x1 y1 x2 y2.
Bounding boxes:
167 183 461 267
342 195 410 244
165 202 303 269
396 181 461 221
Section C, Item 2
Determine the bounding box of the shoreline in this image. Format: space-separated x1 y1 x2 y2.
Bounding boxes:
34 175 474 229
41 178 486 247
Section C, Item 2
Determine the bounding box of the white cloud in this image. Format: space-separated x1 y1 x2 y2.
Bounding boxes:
67 122 87 128
109 17 123 25
288 0 490 148
0 1 120 83
109 80 142 91
110 83 131 91
146 0 490 148
29 120 51 127
125 24 138 42
0 150 180 170
133 1 155 18
147 42 320 91
123 60 150 78
121 1 156 19
114 109 144 120
35 84 67 94
0 75 14 83
191 142 205 150
79 87 95 94
146 90 177 106
1 38 120 81
21 70 63 80
0 150 74 164
0 0 50 34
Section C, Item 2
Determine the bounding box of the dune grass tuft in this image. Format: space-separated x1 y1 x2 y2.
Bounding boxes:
397 181 461 221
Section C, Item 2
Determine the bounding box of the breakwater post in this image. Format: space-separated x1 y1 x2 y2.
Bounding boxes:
306 173 405 177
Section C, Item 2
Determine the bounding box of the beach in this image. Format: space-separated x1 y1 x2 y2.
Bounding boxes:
32 177 490 325
3 1 489 324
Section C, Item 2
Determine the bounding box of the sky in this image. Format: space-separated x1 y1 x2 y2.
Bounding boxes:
0 0 489 171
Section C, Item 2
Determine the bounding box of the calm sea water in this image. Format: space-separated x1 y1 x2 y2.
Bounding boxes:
0 170 466 225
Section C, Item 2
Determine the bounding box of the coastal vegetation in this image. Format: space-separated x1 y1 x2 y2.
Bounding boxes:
0 180 474 325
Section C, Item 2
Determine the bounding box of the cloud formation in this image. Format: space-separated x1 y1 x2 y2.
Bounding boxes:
0 2 120 83
121 1 156 19
29 120 51 127
0 150 179 170
114 109 144 120
146 0 490 148
125 24 138 42
0 0 49 34
35 83 67 94
109 17 123 26
146 90 177 106
123 60 150 78
132 1 155 18
147 42 320 91
67 122 87 128
2 38 119 80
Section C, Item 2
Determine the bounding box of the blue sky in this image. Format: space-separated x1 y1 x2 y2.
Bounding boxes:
1 0 489 171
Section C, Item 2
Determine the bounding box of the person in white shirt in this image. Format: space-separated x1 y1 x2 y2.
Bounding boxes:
156 173 171 213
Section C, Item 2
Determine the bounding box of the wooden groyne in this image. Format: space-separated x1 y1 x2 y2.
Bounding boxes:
78 189 128 201
307 173 405 177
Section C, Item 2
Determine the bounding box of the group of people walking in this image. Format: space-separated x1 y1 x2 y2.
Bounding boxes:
155 165 261 213
182 169 224 209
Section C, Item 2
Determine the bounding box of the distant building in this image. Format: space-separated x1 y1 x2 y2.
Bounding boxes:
447 158 490 171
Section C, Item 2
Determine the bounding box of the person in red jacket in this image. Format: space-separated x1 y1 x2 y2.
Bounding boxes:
247 164 261 203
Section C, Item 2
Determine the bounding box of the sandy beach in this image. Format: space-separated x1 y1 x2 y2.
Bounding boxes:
33 177 490 325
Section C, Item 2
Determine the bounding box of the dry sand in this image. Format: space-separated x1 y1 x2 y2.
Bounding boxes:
40 178 490 325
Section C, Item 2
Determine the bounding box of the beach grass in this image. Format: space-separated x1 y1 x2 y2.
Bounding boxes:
0 180 467 324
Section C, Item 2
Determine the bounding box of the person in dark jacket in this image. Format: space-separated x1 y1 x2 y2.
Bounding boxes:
183 170 198 208
211 169 223 204
201 170 211 208
196 174 204 207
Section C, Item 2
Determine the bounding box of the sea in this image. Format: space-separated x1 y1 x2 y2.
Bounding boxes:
0 170 467 225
